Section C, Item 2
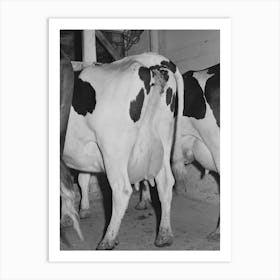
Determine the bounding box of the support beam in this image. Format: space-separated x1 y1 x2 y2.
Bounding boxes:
95 30 121 61
150 30 159 53
82 30 97 63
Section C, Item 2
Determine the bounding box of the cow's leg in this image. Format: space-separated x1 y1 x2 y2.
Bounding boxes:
97 161 132 250
196 125 220 241
135 181 151 210
207 175 220 242
202 136 220 242
210 146 220 242
78 173 91 219
154 158 174 247
207 216 220 241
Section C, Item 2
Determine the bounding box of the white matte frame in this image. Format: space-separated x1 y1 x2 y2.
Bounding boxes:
49 18 231 262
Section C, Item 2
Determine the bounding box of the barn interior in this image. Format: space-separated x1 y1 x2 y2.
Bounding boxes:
60 30 220 250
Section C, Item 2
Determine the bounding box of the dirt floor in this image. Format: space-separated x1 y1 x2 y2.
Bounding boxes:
60 166 220 250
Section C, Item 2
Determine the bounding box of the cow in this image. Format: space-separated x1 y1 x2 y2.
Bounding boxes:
174 63 220 241
60 49 83 241
63 53 184 250
136 64 220 241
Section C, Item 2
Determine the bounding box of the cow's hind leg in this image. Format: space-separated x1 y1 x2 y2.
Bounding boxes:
78 173 91 219
207 143 220 242
198 129 220 242
97 161 132 250
154 157 174 247
205 138 220 242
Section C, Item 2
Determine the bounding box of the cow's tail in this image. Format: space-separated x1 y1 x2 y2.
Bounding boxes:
172 67 186 180
60 163 84 241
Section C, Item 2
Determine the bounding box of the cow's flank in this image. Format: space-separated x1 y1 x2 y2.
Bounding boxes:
204 65 220 127
182 71 206 119
129 88 145 122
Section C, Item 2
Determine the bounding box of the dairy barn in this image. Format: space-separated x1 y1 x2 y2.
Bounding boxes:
60 29 220 250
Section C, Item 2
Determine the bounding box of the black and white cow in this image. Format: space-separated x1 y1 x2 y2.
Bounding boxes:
63 53 184 249
175 63 220 241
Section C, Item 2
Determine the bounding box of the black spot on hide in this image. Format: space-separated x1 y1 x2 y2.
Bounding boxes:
72 77 96 116
129 88 145 122
138 67 151 94
182 71 206 119
205 64 220 127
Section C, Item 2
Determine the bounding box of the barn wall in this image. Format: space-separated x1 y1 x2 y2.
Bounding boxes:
127 30 220 74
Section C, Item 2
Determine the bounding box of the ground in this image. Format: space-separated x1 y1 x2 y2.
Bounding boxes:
60 164 220 251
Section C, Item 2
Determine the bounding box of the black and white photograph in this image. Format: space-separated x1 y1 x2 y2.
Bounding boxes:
1 0 280 279
57 26 224 252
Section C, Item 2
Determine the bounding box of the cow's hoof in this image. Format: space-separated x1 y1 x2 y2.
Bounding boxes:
79 209 91 219
96 238 119 250
207 231 220 242
155 227 173 247
135 200 149 210
60 215 73 228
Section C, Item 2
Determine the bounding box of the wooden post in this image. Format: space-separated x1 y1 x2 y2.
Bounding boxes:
82 30 97 63
150 30 159 53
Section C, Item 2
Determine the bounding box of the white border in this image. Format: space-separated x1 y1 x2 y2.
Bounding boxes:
49 18 231 262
